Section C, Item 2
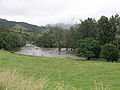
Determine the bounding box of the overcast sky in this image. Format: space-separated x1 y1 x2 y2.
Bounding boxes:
0 0 120 26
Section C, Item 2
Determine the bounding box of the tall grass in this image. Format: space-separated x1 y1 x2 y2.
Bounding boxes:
0 69 47 90
91 80 111 90
0 69 111 90
0 50 118 89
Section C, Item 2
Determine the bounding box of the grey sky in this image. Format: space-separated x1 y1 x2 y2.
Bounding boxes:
0 0 119 26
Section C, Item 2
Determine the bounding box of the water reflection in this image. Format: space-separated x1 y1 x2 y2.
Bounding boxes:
16 44 84 60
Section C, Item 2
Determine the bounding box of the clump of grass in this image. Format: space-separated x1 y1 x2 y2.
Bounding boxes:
92 80 111 90
0 69 48 90
54 81 78 90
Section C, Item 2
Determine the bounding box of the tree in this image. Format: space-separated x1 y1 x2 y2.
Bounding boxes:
67 25 83 50
76 38 101 60
109 15 120 44
54 26 64 51
110 14 120 49
98 16 117 44
36 30 55 48
77 18 98 39
0 26 26 50
100 43 119 62
62 29 71 50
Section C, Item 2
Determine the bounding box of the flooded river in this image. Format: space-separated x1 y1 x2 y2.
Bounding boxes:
16 44 85 60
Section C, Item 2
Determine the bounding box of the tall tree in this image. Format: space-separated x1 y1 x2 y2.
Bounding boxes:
54 27 64 51
77 18 98 39
111 14 120 49
69 26 80 49
98 15 120 45
36 29 55 48
98 16 111 44
109 15 119 42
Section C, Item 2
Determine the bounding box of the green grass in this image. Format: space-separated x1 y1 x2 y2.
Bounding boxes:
0 50 120 90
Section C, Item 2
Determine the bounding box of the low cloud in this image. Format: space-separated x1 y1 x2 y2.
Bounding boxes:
0 0 120 26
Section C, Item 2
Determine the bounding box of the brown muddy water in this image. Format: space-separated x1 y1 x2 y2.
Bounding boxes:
16 44 85 60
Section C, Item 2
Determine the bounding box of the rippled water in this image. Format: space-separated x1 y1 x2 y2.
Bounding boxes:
16 44 85 60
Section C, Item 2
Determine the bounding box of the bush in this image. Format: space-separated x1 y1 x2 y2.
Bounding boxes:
76 38 101 60
100 43 119 62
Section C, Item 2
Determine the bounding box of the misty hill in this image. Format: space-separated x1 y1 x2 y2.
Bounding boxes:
0 18 47 33
46 23 73 29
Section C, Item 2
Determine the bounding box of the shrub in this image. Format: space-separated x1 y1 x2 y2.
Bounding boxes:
100 43 119 62
76 38 101 60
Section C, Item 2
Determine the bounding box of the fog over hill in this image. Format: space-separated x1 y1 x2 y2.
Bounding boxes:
46 23 73 29
0 18 73 32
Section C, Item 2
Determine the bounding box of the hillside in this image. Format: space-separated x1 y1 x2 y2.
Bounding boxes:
0 50 120 89
46 23 73 29
0 18 47 33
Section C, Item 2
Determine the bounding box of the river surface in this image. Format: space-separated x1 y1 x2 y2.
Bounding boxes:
16 44 85 60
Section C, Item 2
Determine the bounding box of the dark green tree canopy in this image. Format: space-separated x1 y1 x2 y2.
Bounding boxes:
0 26 26 50
98 16 111 44
78 18 98 39
77 38 101 60
100 43 119 62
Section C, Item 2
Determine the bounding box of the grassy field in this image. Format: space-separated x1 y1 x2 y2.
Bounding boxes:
0 50 120 90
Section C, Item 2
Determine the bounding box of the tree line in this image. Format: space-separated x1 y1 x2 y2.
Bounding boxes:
36 14 120 62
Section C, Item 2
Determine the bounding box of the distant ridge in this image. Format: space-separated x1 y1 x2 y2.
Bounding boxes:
46 23 73 29
0 18 47 33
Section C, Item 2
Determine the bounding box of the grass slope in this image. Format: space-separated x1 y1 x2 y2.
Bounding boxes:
0 50 120 90
13 24 28 30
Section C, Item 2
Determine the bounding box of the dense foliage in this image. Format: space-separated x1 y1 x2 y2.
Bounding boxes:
78 18 98 39
36 27 64 49
36 30 56 48
76 38 100 60
0 26 26 50
1 14 120 62
35 14 120 62
100 43 119 62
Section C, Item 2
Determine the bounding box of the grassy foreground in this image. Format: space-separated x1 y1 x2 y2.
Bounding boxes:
0 50 120 90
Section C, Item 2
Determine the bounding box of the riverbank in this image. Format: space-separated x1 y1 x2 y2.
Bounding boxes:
0 50 120 89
